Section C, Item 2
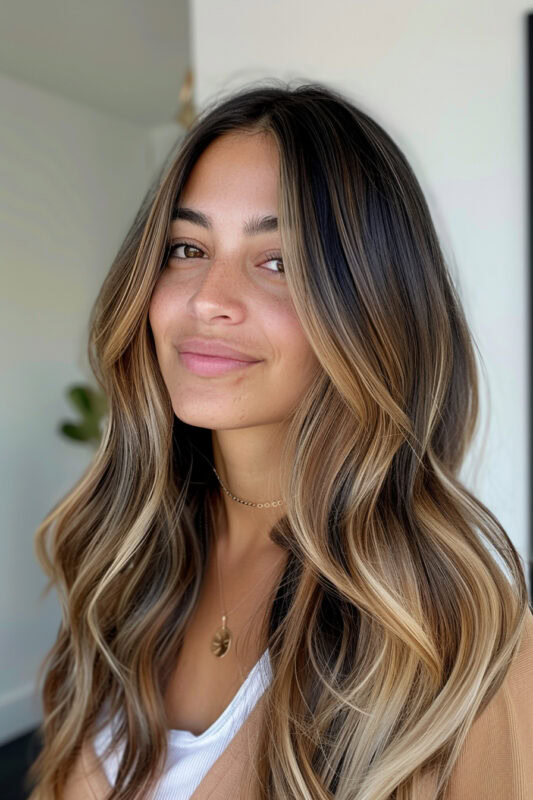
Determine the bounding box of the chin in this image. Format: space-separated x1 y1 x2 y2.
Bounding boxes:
171 406 252 430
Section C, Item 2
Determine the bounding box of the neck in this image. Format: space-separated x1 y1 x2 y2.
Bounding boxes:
210 426 286 561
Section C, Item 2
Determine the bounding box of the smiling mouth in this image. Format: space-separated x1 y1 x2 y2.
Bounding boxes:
179 351 262 376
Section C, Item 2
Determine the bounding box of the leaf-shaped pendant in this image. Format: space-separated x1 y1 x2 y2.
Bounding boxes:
211 624 232 658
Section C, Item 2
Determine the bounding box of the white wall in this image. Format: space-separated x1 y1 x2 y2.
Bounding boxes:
190 0 531 595
0 72 163 745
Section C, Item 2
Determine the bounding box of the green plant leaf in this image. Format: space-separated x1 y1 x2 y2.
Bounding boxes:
59 383 108 446
59 422 92 441
68 385 94 414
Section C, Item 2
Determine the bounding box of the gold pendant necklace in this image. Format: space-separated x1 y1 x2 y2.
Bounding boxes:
210 536 286 658
209 464 285 658
211 614 232 658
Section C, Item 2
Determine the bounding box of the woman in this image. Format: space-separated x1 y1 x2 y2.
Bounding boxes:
29 81 532 800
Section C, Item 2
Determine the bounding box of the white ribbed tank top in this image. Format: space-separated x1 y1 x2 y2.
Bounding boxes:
92 647 272 800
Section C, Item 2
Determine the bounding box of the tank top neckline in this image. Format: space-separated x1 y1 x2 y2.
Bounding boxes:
167 647 270 746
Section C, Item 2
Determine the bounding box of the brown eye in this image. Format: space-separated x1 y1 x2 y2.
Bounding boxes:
168 242 205 259
262 253 285 276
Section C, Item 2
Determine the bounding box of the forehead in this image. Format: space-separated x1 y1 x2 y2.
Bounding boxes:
178 131 280 209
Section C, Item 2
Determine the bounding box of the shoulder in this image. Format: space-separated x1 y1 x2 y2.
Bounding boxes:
61 738 112 800
446 606 533 800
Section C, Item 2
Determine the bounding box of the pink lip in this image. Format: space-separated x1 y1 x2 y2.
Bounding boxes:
178 338 258 361
179 352 261 376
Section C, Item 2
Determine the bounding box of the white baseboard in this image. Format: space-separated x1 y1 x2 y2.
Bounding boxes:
0 683 42 747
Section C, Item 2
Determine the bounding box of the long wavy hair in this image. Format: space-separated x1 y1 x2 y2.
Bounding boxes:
29 79 530 800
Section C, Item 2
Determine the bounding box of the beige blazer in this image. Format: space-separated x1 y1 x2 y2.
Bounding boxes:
61 607 533 799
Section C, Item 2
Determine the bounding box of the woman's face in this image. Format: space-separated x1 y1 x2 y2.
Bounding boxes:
149 130 320 431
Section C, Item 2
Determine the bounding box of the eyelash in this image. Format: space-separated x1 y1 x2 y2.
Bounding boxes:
166 240 285 276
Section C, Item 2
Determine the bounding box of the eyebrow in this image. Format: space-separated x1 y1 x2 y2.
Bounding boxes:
172 206 278 236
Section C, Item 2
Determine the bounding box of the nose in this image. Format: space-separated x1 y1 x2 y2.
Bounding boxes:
186 257 247 323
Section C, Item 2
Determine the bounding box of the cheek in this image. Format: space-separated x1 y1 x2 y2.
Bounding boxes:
148 280 180 339
275 308 320 375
